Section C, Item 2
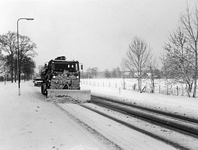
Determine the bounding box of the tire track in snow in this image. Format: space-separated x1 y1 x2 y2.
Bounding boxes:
54 103 123 150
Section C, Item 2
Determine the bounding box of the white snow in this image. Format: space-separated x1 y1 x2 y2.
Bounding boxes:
58 103 177 150
81 79 198 120
0 81 108 150
0 79 198 150
80 78 198 149
80 103 198 149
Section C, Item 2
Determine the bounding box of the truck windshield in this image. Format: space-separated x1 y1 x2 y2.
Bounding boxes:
53 63 79 72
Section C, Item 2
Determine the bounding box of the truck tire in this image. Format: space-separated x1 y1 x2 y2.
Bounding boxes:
41 85 44 95
41 84 47 95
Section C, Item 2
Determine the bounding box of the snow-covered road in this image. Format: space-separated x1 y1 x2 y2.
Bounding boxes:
57 103 177 150
0 81 108 150
1 81 196 150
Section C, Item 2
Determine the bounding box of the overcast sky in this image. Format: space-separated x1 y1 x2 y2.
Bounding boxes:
0 0 198 71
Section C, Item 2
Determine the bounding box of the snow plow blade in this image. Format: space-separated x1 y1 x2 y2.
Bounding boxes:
47 89 91 103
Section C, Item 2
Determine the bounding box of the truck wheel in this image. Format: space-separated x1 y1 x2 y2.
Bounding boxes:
41 85 47 95
41 85 44 95
45 89 48 97
43 88 47 96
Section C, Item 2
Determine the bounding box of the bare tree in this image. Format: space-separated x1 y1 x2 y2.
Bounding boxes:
19 35 37 59
21 56 36 80
164 4 198 97
0 32 17 82
104 69 111 78
91 67 98 78
18 35 37 82
111 67 122 78
111 68 117 78
0 53 5 73
147 59 158 93
86 68 92 78
0 32 37 83
164 27 194 97
180 5 198 97
122 37 152 92
85 67 98 78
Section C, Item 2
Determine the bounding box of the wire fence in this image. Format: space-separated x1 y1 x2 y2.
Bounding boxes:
81 78 190 97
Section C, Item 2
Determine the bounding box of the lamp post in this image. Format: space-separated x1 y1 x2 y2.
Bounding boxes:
17 18 34 96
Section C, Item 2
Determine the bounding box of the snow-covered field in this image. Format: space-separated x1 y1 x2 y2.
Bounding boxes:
0 80 198 150
81 78 194 96
81 78 198 120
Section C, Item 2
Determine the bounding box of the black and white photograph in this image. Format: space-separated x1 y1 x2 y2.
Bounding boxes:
0 0 198 149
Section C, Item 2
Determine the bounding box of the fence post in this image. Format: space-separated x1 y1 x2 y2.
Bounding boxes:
159 85 161 93
176 86 179 96
123 81 126 90
167 85 168 95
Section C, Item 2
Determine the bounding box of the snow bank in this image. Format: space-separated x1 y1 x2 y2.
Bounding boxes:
81 80 198 120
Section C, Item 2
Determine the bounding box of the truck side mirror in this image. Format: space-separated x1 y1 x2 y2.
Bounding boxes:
81 65 83 70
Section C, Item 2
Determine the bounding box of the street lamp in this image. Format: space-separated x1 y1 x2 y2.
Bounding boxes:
17 18 34 96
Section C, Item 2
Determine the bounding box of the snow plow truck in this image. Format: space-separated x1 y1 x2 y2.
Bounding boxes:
40 56 90 103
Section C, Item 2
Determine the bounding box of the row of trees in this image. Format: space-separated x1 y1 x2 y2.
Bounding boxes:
0 31 37 82
121 5 198 97
86 67 99 78
81 67 122 78
104 67 122 78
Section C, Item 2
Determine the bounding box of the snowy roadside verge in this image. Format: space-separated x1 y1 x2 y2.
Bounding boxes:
0 81 111 150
